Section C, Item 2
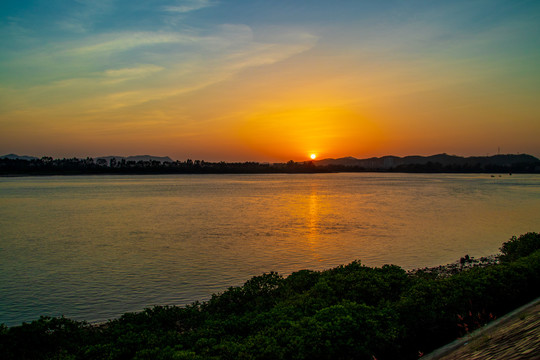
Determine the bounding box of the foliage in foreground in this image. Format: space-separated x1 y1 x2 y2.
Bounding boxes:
1 232 539 360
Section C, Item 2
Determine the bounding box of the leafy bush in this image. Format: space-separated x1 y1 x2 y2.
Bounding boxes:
499 232 540 262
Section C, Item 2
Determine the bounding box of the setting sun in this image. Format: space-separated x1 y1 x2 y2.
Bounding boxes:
310 154 316 160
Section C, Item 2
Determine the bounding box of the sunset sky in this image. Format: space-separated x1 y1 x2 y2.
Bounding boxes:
1 0 539 162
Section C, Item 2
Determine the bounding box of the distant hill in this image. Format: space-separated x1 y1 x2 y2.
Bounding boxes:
315 153 540 170
1 154 174 163
96 155 174 163
0 153 39 161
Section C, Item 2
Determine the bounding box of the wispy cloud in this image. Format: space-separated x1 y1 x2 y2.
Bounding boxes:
104 65 164 78
162 0 215 13
1 24 318 115
56 0 115 33
68 32 194 55
219 25 317 69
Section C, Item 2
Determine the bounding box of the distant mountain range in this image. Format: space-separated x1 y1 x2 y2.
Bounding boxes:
1 154 173 163
315 153 539 169
0 153 39 161
95 155 174 163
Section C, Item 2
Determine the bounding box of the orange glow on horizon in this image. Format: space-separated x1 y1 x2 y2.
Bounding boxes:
236 105 384 162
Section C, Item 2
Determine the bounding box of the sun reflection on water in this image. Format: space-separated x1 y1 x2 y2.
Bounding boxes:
307 189 321 243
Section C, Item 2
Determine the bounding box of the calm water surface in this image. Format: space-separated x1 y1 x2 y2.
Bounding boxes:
1 173 539 326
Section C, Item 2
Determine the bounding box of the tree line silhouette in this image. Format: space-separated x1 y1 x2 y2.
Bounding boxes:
1 156 538 175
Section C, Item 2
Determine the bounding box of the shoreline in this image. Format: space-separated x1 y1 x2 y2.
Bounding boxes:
4 253 503 329
2 170 539 177
407 254 500 278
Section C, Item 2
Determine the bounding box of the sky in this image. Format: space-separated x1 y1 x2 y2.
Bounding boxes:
1 0 539 162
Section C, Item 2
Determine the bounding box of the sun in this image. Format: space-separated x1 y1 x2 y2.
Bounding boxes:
310 154 316 160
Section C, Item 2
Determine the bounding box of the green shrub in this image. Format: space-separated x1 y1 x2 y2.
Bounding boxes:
500 232 540 262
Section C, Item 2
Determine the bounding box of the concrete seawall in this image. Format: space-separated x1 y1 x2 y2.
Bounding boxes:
422 297 540 360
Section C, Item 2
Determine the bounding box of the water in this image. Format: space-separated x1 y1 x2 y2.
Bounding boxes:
0 173 538 326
